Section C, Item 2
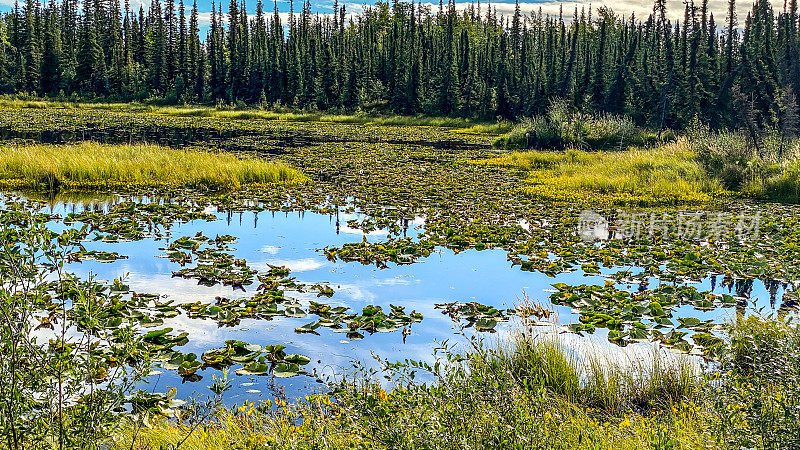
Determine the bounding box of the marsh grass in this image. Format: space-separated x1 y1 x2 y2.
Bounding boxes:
0 97 511 134
114 333 710 449
477 139 725 205
0 142 307 190
688 125 800 203
582 349 698 414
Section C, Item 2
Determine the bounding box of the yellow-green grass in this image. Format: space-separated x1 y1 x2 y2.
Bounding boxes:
476 139 728 205
0 142 307 190
111 334 710 449
111 400 712 450
0 97 511 134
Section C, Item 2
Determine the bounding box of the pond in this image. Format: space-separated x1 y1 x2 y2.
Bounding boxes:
29 194 793 405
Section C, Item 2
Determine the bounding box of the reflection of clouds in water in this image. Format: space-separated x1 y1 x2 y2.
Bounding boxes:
125 272 236 302
259 245 281 255
257 258 328 272
162 314 229 346
373 276 416 286
339 225 388 236
333 283 377 304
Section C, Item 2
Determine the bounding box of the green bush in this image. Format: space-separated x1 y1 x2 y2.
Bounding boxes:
494 100 667 151
0 208 153 450
707 315 800 448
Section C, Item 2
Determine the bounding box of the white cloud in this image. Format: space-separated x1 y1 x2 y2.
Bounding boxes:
426 0 784 24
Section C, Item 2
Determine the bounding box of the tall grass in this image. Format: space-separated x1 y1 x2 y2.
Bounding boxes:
477 139 724 204
582 349 697 414
688 125 800 203
493 100 672 150
502 332 699 414
0 142 307 190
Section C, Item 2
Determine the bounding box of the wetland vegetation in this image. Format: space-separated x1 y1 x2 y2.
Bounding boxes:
0 141 307 190
0 101 797 449
3 0 800 445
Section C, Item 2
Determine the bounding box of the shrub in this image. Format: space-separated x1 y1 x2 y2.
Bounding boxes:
0 208 152 449
494 100 664 151
707 315 800 448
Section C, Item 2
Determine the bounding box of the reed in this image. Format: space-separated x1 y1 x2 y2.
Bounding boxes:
0 142 307 190
477 139 725 204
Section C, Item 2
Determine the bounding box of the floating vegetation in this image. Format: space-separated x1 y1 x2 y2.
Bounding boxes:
435 301 513 332
298 303 423 340
324 237 436 267
70 249 128 262
550 281 738 355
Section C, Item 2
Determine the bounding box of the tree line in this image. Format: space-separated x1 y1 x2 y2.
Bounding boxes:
1 0 799 131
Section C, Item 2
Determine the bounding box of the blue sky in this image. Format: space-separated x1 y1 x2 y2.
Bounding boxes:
0 0 787 29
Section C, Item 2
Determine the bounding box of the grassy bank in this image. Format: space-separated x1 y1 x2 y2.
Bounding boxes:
111 314 800 449
489 108 800 205
0 142 307 190
477 140 725 205
0 97 511 134
114 335 709 449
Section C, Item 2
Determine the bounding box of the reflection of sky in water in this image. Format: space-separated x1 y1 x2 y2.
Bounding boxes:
37 198 792 404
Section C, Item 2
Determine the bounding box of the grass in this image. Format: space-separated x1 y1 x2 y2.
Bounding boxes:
110 314 800 449
0 96 512 134
688 125 800 203
0 142 307 190
112 329 709 449
477 139 726 205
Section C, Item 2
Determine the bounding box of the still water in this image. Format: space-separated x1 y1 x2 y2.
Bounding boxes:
36 196 789 403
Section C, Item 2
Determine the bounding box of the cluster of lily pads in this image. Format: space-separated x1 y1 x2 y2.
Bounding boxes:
160 340 311 379
550 282 736 356
163 233 258 289
50 274 315 380
324 237 436 268
297 302 423 341
434 301 513 332
63 200 217 243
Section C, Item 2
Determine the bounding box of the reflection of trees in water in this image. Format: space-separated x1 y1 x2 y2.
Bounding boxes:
779 289 799 318
764 278 781 309
714 276 797 317
721 277 754 316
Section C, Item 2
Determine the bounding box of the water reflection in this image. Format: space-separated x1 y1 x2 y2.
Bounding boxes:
23 196 795 403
